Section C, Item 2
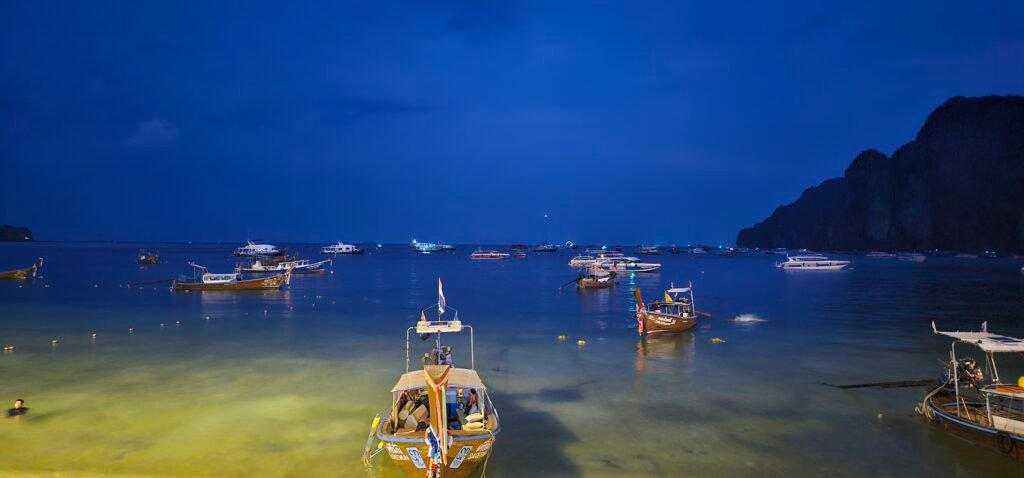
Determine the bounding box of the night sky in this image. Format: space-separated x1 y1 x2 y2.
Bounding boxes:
2 1 1022 244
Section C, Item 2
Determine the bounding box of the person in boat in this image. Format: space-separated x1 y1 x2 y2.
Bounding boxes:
446 388 461 430
464 388 479 415
7 399 28 419
422 352 433 366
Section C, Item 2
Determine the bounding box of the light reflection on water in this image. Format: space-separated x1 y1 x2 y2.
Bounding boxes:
0 243 1022 477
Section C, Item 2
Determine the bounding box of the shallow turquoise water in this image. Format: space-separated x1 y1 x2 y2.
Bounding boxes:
0 243 1022 477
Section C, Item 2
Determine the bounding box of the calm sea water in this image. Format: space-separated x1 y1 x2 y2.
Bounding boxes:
0 243 1022 477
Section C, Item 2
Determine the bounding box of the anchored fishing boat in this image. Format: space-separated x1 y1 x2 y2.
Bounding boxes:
916 322 1024 462
365 282 500 477
598 256 661 273
775 255 850 270
138 249 160 264
172 263 290 291
0 258 42 280
633 284 698 336
575 265 615 289
239 258 332 274
321 242 364 255
469 250 510 260
233 241 283 257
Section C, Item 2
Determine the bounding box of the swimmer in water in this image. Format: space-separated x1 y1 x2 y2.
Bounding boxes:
7 399 28 419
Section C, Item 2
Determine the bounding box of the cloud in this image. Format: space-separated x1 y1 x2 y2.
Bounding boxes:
125 117 178 147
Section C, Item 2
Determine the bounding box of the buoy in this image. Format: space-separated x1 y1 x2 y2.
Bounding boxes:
576 339 586 346
1018 376 1024 388
710 337 726 344
557 335 569 341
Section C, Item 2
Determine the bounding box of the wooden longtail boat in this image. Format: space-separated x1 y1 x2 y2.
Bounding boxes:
576 265 615 289
138 249 159 265
0 258 43 280
634 284 698 336
365 290 500 478
171 263 290 291
916 322 1024 461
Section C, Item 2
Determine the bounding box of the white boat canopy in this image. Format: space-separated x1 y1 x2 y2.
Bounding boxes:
666 287 691 293
391 367 486 392
932 321 1024 352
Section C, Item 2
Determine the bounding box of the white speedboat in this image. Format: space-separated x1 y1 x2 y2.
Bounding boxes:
410 239 444 254
233 241 282 257
470 250 510 260
635 245 661 255
598 257 661 273
775 255 850 270
568 255 597 267
321 242 364 255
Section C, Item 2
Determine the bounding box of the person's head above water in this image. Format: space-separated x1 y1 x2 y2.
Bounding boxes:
13 399 23 409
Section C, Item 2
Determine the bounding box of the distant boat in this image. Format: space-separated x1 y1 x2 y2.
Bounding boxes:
233 241 283 257
172 263 290 291
470 250 510 260
635 245 661 255
410 240 443 254
568 255 597 267
0 258 42 280
775 255 850 270
984 250 999 259
954 253 978 259
321 242 364 255
634 284 698 336
574 266 615 289
866 251 896 258
765 247 787 255
439 243 457 252
138 249 160 265
511 250 527 259
508 244 528 251
690 246 709 254
898 253 927 262
533 242 559 252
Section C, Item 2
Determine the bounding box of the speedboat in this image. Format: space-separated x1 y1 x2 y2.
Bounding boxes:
365 292 500 476
633 284 698 336
775 255 850 270
233 241 282 257
568 255 597 267
635 245 661 255
411 240 444 254
469 250 510 260
172 263 290 291
321 242 364 255
916 322 1024 462
598 256 661 273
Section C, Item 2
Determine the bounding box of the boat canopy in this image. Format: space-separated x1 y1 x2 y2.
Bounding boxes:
391 367 486 392
417 320 463 334
933 321 1024 352
666 287 691 293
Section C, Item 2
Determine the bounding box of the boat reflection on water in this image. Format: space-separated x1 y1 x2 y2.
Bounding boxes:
634 332 696 375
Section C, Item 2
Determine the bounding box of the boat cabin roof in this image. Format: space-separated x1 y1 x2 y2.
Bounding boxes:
391 367 486 392
666 287 691 293
933 321 1024 352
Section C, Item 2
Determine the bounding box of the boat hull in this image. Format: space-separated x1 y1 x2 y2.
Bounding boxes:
639 311 697 336
379 433 496 478
0 267 34 280
926 395 1024 462
172 274 288 291
777 262 849 270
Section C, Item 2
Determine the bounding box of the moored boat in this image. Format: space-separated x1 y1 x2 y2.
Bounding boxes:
321 242 364 255
511 250 526 259
866 251 896 258
239 258 332 274
898 252 927 262
916 322 1024 462
0 258 43 280
172 263 290 291
411 240 444 254
775 255 850 270
233 241 283 257
533 242 559 252
568 255 597 267
367 285 500 477
633 284 698 336
575 265 615 289
635 245 661 255
138 249 160 264
598 256 661 273
469 250 509 260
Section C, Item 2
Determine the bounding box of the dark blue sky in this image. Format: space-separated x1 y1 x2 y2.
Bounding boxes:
2 1 1022 244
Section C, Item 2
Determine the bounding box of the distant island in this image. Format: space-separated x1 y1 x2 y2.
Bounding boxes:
737 95 1024 253
0 224 33 241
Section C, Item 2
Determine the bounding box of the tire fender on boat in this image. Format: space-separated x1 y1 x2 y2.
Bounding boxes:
997 431 1016 455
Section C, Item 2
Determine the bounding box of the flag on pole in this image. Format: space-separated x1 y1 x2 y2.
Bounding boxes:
438 278 446 315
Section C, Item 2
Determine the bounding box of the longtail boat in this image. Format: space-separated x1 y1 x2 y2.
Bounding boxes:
171 263 290 291
365 283 500 477
138 249 160 265
916 321 1024 461
576 265 615 289
634 284 698 336
0 258 43 280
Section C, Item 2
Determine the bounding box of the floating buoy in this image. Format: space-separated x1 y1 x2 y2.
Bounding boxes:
710 337 726 344
557 335 569 341
576 339 586 346
1018 376 1024 388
